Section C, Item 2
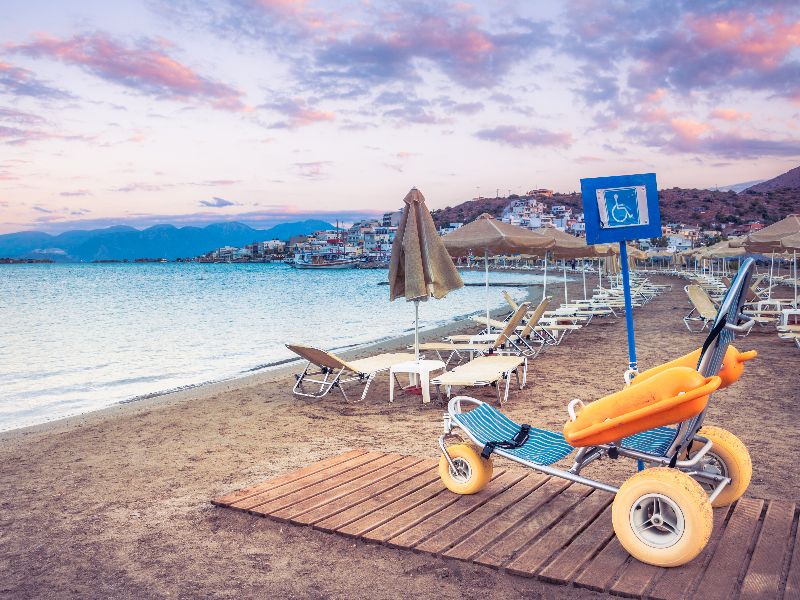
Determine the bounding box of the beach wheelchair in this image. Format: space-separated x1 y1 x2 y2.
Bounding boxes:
437 258 758 567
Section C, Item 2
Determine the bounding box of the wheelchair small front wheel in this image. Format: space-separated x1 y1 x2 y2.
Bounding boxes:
438 443 492 495
684 425 752 507
612 468 712 567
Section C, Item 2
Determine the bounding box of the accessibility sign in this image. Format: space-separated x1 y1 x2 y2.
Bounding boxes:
581 173 660 244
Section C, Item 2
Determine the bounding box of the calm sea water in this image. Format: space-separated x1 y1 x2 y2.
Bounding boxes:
1 263 545 431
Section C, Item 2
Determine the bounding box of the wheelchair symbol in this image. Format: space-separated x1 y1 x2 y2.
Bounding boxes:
601 187 640 227
611 193 633 223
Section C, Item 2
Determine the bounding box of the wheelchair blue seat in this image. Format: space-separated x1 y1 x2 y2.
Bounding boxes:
453 402 574 466
453 402 679 465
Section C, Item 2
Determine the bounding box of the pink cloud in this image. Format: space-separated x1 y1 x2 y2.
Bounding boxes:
710 107 752 121
264 97 335 128
670 118 711 139
687 12 800 69
8 33 246 111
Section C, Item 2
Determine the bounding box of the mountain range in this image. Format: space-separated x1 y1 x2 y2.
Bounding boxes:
0 220 332 262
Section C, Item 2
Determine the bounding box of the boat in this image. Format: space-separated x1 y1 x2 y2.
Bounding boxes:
291 252 359 269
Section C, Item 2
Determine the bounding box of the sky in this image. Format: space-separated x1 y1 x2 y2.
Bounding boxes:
1 0 799 234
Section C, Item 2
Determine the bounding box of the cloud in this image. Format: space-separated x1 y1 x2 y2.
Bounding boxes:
475 125 573 148
8 32 247 111
0 60 74 100
60 189 92 197
262 97 335 128
710 107 751 121
293 161 332 180
32 205 54 213
111 182 166 193
199 196 235 207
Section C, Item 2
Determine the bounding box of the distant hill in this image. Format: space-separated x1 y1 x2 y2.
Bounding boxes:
430 196 510 228
0 219 331 261
745 165 800 193
712 180 765 193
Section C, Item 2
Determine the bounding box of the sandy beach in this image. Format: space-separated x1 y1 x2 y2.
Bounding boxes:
1 274 798 599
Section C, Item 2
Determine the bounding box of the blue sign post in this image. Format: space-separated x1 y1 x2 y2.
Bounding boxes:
581 173 661 379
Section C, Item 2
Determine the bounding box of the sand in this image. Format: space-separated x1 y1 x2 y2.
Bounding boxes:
1 274 798 599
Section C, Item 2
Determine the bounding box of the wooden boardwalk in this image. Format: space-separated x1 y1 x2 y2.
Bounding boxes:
213 449 800 599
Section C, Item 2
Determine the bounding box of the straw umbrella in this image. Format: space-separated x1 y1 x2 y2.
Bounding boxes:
389 188 463 360
736 215 800 299
442 213 553 329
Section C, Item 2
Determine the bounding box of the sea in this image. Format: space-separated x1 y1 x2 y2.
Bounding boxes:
1 263 546 432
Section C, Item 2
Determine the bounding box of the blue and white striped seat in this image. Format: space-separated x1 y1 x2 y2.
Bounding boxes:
621 426 677 456
453 403 574 466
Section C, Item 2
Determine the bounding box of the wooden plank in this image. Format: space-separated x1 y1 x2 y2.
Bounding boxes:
573 537 631 593
739 501 795 600
506 490 611 576
693 497 765 600
313 466 439 533
538 504 615 585
242 453 402 515
443 477 570 562
414 473 546 556
334 477 450 538
610 551 665 598
292 459 435 526
371 471 518 546
213 448 367 505
784 517 800 600
648 505 732 600
270 456 423 522
474 483 591 569
230 450 386 511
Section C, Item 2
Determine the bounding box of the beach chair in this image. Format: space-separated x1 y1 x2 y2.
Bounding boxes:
683 285 719 332
469 297 557 356
286 344 415 401
419 302 530 365
431 355 527 404
436 258 760 568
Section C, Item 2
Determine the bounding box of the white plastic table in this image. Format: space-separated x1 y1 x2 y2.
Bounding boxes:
389 359 446 404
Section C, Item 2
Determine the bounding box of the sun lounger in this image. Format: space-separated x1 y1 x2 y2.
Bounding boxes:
431 355 527 404
683 285 720 332
419 302 531 364
286 344 415 401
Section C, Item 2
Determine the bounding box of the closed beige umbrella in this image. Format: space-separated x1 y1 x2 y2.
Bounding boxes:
389 188 463 359
442 213 553 330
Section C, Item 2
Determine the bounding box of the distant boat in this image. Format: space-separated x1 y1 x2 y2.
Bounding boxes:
291 252 359 269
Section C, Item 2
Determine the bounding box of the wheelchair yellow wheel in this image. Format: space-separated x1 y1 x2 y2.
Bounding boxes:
612 467 712 567
438 443 492 495
684 425 752 507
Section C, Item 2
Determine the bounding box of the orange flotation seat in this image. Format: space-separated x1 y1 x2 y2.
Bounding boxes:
630 345 756 389
563 367 721 448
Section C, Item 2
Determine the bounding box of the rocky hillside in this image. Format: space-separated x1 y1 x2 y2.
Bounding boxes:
432 178 800 231
745 165 800 193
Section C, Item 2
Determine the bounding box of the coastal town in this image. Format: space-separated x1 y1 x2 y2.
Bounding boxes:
195 189 768 265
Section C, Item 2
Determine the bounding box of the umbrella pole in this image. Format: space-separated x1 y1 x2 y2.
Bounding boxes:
769 252 774 300
582 259 587 300
485 249 490 334
563 260 568 304
414 299 420 362
543 252 548 300
795 249 797 306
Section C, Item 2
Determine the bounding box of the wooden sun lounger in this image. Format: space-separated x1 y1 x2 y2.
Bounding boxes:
420 302 531 364
286 344 415 401
431 355 527 404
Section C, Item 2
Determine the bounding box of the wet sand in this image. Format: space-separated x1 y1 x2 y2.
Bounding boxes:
1 274 798 599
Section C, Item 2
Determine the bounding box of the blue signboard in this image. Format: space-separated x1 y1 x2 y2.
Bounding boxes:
581 173 660 244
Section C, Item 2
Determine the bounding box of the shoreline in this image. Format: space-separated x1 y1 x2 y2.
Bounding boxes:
1 284 541 442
